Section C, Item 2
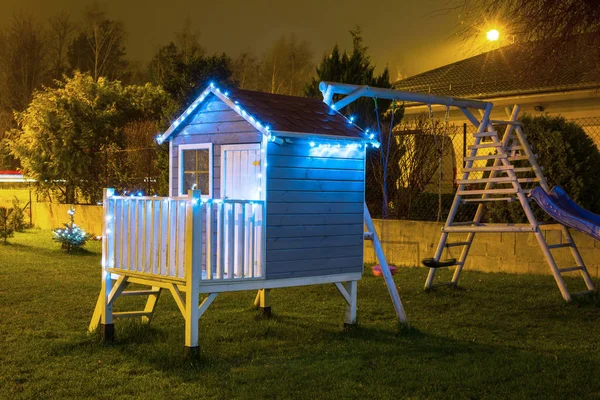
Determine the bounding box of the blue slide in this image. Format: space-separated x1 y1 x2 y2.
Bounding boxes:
529 186 600 241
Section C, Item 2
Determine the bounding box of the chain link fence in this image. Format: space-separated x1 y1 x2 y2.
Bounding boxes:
382 116 600 222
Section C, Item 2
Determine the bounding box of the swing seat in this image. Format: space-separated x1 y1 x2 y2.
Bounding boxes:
422 258 457 268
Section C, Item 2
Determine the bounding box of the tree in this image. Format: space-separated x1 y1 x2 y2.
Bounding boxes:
148 24 234 109
7 72 170 204
305 27 393 216
232 52 260 90
48 13 75 81
67 5 128 81
258 35 313 96
0 14 47 112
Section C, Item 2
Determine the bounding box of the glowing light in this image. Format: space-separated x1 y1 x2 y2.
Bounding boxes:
105 216 112 222
309 141 315 147
349 116 355 123
487 29 499 41
369 133 375 140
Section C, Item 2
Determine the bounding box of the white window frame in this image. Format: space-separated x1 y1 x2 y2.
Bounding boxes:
220 143 261 199
178 143 213 198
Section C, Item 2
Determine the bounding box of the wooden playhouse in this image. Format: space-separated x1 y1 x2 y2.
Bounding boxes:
89 83 404 355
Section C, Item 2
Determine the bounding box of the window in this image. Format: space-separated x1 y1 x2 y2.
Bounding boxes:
179 144 212 197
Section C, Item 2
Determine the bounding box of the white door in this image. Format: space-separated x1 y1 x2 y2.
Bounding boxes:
220 144 262 278
221 144 262 200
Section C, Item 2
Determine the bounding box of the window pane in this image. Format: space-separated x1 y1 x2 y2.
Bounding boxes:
197 172 209 194
183 172 197 193
197 149 209 171
183 150 196 171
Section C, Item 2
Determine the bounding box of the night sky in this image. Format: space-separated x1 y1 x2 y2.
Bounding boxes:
0 0 496 79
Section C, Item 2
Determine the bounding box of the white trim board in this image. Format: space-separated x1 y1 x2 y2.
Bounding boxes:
178 143 213 198
197 273 363 294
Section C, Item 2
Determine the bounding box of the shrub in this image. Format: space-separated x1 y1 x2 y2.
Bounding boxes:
0 207 14 244
9 196 26 232
52 207 93 252
484 115 600 223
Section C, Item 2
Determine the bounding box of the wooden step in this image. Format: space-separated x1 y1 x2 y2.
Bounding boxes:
558 266 583 273
113 311 153 318
509 155 536 161
517 177 540 183
120 289 161 297
513 167 535 173
462 197 517 203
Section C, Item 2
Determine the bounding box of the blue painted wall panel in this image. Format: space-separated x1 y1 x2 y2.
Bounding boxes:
265 139 365 279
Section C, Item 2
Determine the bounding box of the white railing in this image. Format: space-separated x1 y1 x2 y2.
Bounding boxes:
103 189 265 282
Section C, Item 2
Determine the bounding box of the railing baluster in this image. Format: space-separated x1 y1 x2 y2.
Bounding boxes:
206 202 213 280
239 204 246 278
152 200 159 275
114 199 122 270
177 200 186 279
160 199 168 276
168 199 177 277
248 203 255 278
130 200 137 272
227 203 235 279
216 202 224 279
138 200 145 273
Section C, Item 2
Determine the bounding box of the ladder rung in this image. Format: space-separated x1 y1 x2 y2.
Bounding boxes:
513 167 535 173
506 146 524 151
468 143 503 150
464 154 507 161
509 155 536 161
473 131 498 138
430 282 457 288
517 177 540 183
571 290 595 297
446 241 470 247
547 243 572 249
120 289 161 296
456 177 514 185
463 165 514 172
558 266 583 273
462 197 517 203
444 224 536 232
458 189 518 195
490 119 522 125
113 311 153 318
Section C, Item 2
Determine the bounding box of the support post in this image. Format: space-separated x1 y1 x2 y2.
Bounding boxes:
100 188 115 342
343 281 357 328
184 190 202 357
141 287 162 324
253 289 271 316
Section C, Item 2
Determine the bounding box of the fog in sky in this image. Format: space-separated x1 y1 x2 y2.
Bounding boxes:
0 0 495 79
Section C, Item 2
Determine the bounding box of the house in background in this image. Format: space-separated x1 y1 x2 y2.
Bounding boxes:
393 43 600 191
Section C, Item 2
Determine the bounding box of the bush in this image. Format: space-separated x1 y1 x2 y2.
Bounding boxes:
484 115 600 223
52 207 93 252
0 206 14 244
9 196 26 232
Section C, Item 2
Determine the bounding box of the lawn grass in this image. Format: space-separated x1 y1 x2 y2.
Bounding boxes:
2 230 600 399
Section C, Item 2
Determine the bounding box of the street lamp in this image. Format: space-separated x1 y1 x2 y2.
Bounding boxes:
486 29 500 41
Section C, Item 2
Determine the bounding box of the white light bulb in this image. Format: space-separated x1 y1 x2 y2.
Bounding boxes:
309 141 315 147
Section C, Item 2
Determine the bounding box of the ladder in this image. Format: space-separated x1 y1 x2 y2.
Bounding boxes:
424 105 596 301
364 203 407 322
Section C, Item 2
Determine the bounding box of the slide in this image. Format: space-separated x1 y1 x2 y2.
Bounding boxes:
529 186 600 241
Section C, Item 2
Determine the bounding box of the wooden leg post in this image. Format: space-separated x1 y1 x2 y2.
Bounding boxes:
184 190 202 357
253 289 271 316
100 271 114 342
141 287 162 324
345 281 357 328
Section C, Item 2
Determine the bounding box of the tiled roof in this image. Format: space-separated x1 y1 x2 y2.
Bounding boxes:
394 43 600 99
225 87 365 139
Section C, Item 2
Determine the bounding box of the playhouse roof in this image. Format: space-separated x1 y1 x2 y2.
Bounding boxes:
159 85 367 143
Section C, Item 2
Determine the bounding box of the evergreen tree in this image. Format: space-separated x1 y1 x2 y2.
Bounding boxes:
305 27 399 217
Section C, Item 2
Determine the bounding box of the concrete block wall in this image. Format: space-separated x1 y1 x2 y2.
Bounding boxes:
365 219 600 278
